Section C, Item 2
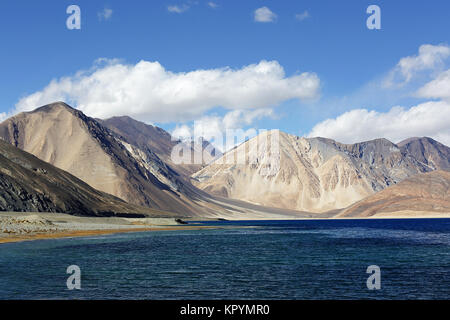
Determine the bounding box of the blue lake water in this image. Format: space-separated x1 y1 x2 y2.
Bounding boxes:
0 219 449 299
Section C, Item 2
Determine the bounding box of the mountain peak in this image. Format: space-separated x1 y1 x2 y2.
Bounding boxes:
29 101 75 114
397 136 445 147
397 136 450 170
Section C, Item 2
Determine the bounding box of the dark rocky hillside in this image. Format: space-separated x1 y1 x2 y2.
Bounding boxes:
0 139 178 217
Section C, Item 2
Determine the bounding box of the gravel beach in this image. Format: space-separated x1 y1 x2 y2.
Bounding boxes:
0 212 206 244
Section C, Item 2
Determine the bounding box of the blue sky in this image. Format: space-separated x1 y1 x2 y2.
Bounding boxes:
0 0 449 148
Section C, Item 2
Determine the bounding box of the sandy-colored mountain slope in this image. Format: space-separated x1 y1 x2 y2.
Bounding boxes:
398 137 450 171
336 170 450 217
192 130 432 212
0 102 317 219
0 139 176 217
0 102 216 216
99 116 221 177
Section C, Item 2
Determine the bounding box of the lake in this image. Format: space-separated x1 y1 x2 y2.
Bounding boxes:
1 219 449 299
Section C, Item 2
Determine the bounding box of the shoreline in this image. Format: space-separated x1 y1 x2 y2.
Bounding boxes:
0 212 221 245
0 225 218 244
1 211 449 245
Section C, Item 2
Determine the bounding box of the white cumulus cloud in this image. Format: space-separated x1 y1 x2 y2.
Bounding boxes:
417 69 450 101
254 7 277 23
172 109 274 152
308 101 450 146
15 59 320 123
310 44 450 146
385 44 450 86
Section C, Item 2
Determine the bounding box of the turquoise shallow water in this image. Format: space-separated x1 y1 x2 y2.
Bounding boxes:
0 219 449 299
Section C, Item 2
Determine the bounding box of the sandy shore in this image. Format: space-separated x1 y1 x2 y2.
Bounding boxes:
2 211 449 244
0 226 219 244
0 212 215 244
366 210 450 219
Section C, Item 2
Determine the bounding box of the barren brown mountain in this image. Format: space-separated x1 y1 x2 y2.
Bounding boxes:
192 130 433 212
0 102 315 219
337 170 450 218
398 137 450 171
0 139 176 217
99 116 221 177
0 102 215 216
2 102 448 218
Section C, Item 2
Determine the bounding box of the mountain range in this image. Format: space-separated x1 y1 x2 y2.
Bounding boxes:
192 130 449 212
0 103 216 216
0 102 448 218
